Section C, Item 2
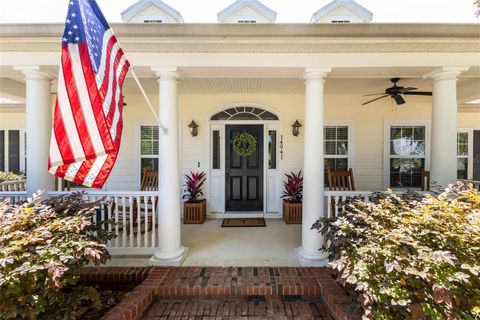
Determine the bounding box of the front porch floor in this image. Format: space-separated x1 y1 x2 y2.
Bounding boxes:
107 219 302 267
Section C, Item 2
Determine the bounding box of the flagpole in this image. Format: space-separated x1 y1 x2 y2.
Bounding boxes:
129 67 168 135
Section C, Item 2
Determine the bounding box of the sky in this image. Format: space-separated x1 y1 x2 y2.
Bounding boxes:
0 0 479 24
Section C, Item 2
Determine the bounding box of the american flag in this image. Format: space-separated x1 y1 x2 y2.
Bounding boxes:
48 0 130 188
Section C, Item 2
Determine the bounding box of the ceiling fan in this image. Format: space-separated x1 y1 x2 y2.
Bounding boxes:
362 78 432 106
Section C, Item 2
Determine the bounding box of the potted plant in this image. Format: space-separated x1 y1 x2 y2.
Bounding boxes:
281 170 303 224
183 171 207 224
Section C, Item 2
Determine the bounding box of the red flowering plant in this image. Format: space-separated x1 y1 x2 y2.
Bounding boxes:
183 171 206 203
281 171 303 203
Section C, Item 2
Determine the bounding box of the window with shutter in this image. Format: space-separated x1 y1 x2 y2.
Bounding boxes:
8 130 20 173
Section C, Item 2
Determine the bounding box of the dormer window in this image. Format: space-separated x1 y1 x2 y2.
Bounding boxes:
121 0 184 23
218 0 276 23
237 19 257 23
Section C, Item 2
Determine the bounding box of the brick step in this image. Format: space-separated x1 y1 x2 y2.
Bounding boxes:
155 267 329 298
144 296 331 320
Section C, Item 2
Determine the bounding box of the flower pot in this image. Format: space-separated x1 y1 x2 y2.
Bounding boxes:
183 199 206 224
283 200 302 224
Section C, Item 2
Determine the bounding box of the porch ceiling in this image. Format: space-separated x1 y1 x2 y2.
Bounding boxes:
1 66 479 109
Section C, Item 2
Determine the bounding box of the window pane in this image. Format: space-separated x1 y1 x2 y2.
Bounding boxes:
458 132 468 144
212 130 220 169
141 141 152 155
141 126 152 140
390 158 424 188
337 141 348 155
152 140 159 155
268 130 277 169
391 127 402 140
325 141 336 155
414 127 425 141
457 158 468 179
324 158 348 186
458 144 468 156
140 158 158 183
337 127 348 140
457 133 469 156
325 127 336 140
153 126 159 140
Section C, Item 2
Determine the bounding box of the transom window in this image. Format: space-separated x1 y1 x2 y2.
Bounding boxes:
210 107 279 121
389 126 426 188
140 125 159 182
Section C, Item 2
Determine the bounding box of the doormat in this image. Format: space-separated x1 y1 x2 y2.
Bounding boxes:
221 218 266 227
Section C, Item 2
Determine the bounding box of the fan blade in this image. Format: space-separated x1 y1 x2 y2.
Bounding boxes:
399 87 418 92
403 91 432 96
362 94 390 105
363 93 387 96
394 95 406 105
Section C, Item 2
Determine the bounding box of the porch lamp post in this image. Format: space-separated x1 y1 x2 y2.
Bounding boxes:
188 120 199 137
292 120 302 137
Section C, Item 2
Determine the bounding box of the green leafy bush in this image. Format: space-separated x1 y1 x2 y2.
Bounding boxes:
0 172 25 183
314 183 480 319
0 192 115 320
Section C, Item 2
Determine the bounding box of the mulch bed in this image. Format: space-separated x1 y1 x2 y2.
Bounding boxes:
76 286 135 319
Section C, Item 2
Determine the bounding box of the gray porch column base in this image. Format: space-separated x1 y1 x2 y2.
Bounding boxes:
149 246 189 266
295 247 330 267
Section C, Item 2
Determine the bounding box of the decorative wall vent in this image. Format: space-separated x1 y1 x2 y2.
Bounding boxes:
210 107 279 121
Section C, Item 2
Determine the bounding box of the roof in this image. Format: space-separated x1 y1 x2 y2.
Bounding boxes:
311 0 373 23
217 0 277 23
121 0 184 23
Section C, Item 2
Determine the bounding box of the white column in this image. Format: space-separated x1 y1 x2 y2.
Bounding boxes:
15 66 54 196
296 68 331 267
150 67 188 266
424 67 469 187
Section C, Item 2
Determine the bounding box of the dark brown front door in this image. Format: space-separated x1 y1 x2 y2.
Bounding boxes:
225 125 264 211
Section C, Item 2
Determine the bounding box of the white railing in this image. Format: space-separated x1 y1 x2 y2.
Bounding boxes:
0 190 158 255
325 190 374 218
0 180 26 192
0 191 28 203
48 191 158 255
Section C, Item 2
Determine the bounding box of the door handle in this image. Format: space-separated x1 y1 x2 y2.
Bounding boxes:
226 170 230 182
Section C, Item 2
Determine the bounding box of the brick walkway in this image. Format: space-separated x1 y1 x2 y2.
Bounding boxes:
144 297 329 319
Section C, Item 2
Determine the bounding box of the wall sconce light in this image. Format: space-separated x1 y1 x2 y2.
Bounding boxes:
292 120 302 137
188 120 199 137
122 95 127 107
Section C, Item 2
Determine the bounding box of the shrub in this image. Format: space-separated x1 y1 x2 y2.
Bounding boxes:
0 192 115 320
281 171 303 203
314 183 480 320
0 172 25 183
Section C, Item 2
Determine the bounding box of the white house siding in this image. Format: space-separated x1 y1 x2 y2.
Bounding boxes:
1 93 479 193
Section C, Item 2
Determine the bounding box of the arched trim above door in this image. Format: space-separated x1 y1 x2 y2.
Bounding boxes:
210 106 279 121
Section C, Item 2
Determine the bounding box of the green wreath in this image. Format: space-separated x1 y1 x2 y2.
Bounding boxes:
233 132 257 157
